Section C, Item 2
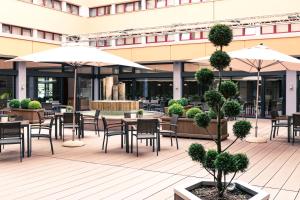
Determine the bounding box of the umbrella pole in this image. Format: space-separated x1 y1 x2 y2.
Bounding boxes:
254 69 260 137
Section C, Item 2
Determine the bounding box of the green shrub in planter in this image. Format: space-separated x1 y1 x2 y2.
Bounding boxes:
168 103 184 117
186 107 201 119
137 109 144 115
194 112 211 128
9 99 20 108
168 99 177 106
21 98 31 109
66 106 73 112
177 97 189 106
28 100 42 109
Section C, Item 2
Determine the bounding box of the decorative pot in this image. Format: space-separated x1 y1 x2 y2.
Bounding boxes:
174 179 269 200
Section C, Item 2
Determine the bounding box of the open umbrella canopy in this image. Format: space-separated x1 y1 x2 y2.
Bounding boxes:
191 44 300 72
9 45 148 69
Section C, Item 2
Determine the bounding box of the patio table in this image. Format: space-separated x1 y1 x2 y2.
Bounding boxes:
121 118 160 153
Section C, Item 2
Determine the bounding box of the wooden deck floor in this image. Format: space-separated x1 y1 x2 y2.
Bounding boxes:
1 118 300 200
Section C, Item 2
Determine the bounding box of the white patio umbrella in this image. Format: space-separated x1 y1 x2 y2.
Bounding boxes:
8 45 149 147
191 44 300 143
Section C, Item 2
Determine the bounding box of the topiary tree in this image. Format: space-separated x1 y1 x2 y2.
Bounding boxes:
28 100 42 109
186 107 201 119
195 68 214 98
9 99 20 108
189 24 252 198
168 103 184 117
21 98 31 109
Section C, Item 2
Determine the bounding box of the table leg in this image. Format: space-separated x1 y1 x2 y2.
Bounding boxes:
59 117 62 139
288 116 291 143
125 123 129 153
55 116 58 140
27 125 31 157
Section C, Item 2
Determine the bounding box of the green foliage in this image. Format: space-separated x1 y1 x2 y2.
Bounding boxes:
137 109 144 115
168 99 177 106
220 81 237 99
232 153 249 172
195 68 214 86
208 24 233 47
0 92 11 100
186 107 201 119
177 98 189 106
207 108 224 119
233 120 252 139
66 106 73 112
189 95 201 102
20 98 31 109
210 50 231 71
188 143 206 163
223 100 241 117
194 112 211 128
168 103 184 117
214 152 235 174
204 150 218 170
204 90 224 110
9 99 20 108
28 100 42 109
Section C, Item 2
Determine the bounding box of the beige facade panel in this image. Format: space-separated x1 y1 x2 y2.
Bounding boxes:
170 43 206 60
132 46 172 62
105 48 133 60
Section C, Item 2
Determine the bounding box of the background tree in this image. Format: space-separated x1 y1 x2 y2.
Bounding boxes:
189 24 252 198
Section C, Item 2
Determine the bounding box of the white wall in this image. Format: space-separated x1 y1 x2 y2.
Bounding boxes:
173 62 182 100
15 62 26 99
286 70 297 115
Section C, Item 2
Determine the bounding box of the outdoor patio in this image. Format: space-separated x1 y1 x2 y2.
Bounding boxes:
1 118 300 200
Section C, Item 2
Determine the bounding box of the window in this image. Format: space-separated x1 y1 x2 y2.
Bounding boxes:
156 0 167 8
2 24 32 37
146 0 170 9
116 1 141 13
291 24 300 32
91 39 111 47
36 0 62 10
146 34 173 43
90 5 111 16
116 38 125 45
66 3 79 15
245 27 256 35
232 28 245 36
180 0 201 4
261 25 275 34
180 33 191 40
276 24 290 33
37 30 61 41
146 0 156 9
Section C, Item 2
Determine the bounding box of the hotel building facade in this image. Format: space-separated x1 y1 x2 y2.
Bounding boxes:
1 0 300 117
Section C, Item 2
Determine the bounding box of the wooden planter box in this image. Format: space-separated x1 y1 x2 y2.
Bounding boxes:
161 117 228 140
10 108 44 123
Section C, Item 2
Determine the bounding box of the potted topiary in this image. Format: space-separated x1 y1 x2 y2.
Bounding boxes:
168 103 184 117
136 109 144 118
10 99 44 123
174 24 269 200
186 107 201 119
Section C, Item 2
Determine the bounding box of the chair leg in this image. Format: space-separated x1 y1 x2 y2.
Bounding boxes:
20 142 22 162
277 127 279 136
152 139 155 152
105 136 108 153
102 134 106 150
170 134 173 146
156 137 159 156
22 136 25 158
131 134 133 153
273 127 277 138
175 134 179 150
121 134 123 149
94 123 97 135
270 126 273 140
136 138 138 157
293 130 295 144
49 137 54 155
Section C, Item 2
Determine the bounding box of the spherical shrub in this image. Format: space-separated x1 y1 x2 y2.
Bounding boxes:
177 98 189 106
233 120 252 139
214 152 235 174
21 98 31 109
188 143 206 163
223 100 241 117
186 107 201 119
194 112 211 128
9 99 20 108
195 68 214 86
204 90 224 108
168 99 177 106
137 109 144 115
207 108 224 119
220 81 237 99
210 50 231 71
204 149 218 170
232 153 249 172
168 103 184 116
28 100 42 109
208 24 233 47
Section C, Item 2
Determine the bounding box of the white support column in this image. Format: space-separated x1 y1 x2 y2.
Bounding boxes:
141 36 146 44
61 1 67 12
173 62 182 100
93 68 99 100
286 71 297 115
255 25 261 36
32 29 38 38
111 4 116 14
141 0 146 10
0 23 2 33
79 6 89 17
16 62 27 99
174 33 180 42
111 39 116 47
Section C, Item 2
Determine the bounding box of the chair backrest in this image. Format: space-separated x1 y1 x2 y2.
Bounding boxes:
102 116 108 130
151 100 159 104
124 112 132 118
137 119 159 135
270 110 279 119
0 122 21 139
63 112 80 124
42 102 53 110
95 110 100 119
37 111 43 124
293 114 300 127
170 114 179 125
15 116 23 121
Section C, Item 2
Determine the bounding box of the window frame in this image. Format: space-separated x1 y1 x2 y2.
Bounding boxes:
37 30 61 41
2 24 32 37
116 1 141 13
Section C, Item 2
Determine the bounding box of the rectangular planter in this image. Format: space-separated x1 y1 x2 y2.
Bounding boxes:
161 117 228 140
174 179 270 200
10 108 44 123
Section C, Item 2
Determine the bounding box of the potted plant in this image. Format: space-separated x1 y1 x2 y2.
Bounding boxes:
168 103 184 117
136 109 144 118
9 99 44 123
174 24 269 200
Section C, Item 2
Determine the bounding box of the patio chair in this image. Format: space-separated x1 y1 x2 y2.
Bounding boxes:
42 102 54 119
292 114 300 144
82 110 100 136
159 114 179 149
131 119 159 157
0 122 24 162
30 117 54 154
102 116 125 153
270 110 288 140
62 112 82 141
